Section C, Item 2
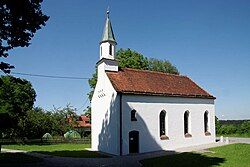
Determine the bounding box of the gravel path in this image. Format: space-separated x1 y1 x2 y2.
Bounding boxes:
227 137 250 144
2 137 249 167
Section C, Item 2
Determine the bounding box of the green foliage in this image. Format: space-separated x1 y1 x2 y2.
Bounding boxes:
216 118 250 136
0 113 13 129
148 58 179 75
219 125 237 135
87 69 97 100
3 105 79 139
0 0 49 73
64 130 81 139
0 76 35 151
215 116 221 133
83 106 91 123
116 48 149 70
0 76 36 128
240 121 250 134
17 107 53 139
51 104 78 136
0 76 36 116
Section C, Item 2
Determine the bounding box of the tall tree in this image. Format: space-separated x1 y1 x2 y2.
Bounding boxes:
17 107 53 139
148 58 179 75
87 69 97 101
51 104 79 136
0 76 36 138
0 112 13 152
116 48 148 70
0 0 49 73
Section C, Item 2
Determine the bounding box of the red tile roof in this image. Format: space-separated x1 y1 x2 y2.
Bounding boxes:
106 68 215 99
79 115 90 121
75 116 91 128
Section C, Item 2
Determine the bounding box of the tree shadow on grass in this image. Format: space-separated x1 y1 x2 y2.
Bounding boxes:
0 152 43 166
140 152 225 167
34 150 110 158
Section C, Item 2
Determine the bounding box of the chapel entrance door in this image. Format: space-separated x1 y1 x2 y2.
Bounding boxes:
129 130 139 153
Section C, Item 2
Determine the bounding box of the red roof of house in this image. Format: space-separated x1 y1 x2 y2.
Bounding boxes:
106 68 215 99
76 116 91 128
79 115 89 121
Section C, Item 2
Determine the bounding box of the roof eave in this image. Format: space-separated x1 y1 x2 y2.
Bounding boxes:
117 90 216 99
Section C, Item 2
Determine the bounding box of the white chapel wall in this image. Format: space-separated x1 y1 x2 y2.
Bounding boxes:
121 95 215 155
91 64 120 155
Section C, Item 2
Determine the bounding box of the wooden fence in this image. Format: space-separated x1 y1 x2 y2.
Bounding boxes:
0 138 91 145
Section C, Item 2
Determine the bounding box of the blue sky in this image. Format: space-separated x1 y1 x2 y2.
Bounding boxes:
2 0 250 119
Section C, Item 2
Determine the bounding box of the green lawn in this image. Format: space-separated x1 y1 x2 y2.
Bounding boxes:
140 144 250 167
2 143 109 158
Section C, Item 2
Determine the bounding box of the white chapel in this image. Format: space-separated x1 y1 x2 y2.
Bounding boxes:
91 10 216 155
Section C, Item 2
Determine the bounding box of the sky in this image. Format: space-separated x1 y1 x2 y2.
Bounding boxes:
2 0 250 120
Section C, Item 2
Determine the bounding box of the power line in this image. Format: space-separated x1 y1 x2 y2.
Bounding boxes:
77 97 90 112
8 72 90 80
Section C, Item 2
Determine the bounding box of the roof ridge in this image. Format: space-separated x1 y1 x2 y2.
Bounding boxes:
121 67 186 77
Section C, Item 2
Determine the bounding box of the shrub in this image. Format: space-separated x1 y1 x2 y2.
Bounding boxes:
42 133 52 140
64 130 81 139
219 125 237 134
239 121 250 134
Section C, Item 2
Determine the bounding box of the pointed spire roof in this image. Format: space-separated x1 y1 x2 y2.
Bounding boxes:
100 10 117 44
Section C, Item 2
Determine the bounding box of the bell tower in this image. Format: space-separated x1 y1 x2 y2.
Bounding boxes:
99 10 117 60
97 9 118 72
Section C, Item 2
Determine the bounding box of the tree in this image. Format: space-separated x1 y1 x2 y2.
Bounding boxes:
215 116 221 134
14 105 80 139
50 104 78 136
239 121 250 135
0 75 36 138
18 107 53 139
87 69 97 101
148 58 179 75
0 76 36 121
0 0 49 73
116 48 148 70
0 112 14 152
83 106 91 124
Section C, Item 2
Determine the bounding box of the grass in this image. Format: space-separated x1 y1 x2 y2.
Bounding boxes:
0 153 42 165
2 143 109 158
140 144 250 167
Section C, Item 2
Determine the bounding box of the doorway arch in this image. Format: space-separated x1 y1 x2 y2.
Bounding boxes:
129 130 139 153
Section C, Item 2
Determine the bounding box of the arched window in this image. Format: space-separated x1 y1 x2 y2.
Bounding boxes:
109 44 112 55
204 111 211 135
131 110 137 121
204 111 209 133
184 111 191 137
160 110 166 136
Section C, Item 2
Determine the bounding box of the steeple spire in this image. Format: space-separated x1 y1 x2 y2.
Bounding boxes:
100 9 116 44
99 8 117 60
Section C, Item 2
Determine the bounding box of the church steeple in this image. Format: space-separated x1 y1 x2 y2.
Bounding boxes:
100 9 117 60
100 10 117 44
